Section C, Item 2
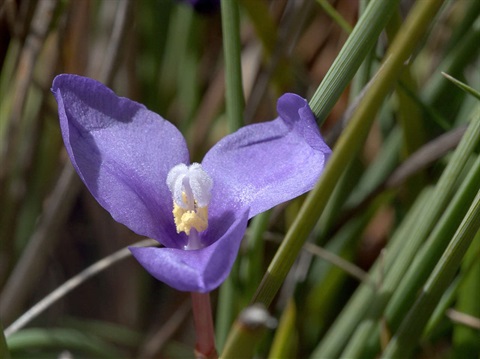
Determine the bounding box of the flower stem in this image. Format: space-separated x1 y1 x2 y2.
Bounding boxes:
191 292 218 359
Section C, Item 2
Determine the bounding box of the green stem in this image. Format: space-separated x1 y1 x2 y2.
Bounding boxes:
386 10 425 156
268 299 297 358
215 1 245 349
423 17 480 120
221 0 244 132
243 211 270 304
309 0 400 123
316 0 353 34
215 263 239 352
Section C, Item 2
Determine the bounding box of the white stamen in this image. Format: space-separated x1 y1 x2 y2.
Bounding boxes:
166 163 213 238
187 163 213 207
167 163 212 209
166 163 189 208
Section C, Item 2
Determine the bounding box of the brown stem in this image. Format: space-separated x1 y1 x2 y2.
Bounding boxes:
191 292 218 359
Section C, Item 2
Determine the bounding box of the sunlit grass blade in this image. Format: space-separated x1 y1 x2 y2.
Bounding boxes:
241 211 270 304
422 17 480 125
158 3 191 108
387 11 425 158
309 0 401 121
311 188 434 358
221 0 244 133
302 205 379 348
216 264 240 353
442 72 480 101
317 119 472 358
381 190 480 358
385 136 480 329
268 300 297 358
315 157 364 241
176 11 202 130
452 229 480 357
345 127 401 208
360 126 480 357
239 0 277 55
315 0 353 34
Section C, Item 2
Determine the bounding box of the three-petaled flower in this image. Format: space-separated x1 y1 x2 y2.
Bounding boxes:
52 74 331 293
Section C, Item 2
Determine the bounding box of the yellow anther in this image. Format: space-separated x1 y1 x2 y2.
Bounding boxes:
172 197 209 235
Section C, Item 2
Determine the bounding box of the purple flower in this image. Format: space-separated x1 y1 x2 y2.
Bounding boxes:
52 74 331 292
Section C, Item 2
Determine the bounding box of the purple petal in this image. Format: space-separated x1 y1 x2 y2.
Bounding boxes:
52 74 189 247
202 93 331 219
130 209 249 292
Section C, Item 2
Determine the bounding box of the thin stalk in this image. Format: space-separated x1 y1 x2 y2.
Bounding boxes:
191 292 218 359
423 277 460 339
309 0 400 122
442 72 480 101
215 261 239 352
423 17 480 117
386 10 425 157
268 299 297 358
0 164 81 325
4 239 158 337
349 0 376 100
221 0 244 132
243 211 270 303
315 0 353 34
239 0 276 56
216 0 245 349
315 157 364 241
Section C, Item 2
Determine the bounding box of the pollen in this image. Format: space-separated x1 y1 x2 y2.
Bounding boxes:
172 199 208 235
167 163 213 236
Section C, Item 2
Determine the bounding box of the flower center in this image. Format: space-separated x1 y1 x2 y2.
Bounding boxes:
166 163 213 248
